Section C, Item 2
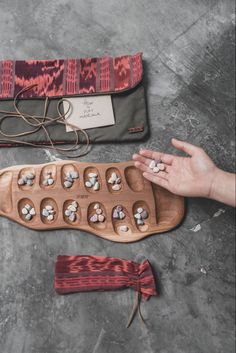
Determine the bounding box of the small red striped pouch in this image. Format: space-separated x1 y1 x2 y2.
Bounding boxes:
54 255 157 327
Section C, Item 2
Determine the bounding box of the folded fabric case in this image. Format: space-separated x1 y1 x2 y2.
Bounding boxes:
0 53 149 146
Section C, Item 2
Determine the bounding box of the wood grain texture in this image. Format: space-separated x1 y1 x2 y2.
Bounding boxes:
0 160 184 242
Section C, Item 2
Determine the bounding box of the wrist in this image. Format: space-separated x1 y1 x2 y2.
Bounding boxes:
208 167 222 200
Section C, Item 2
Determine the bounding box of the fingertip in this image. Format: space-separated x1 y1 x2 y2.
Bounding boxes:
171 137 180 145
139 149 146 155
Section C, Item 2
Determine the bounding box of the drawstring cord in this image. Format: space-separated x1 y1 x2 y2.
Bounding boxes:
126 291 146 328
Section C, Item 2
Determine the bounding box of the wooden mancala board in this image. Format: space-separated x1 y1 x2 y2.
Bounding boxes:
0 161 184 243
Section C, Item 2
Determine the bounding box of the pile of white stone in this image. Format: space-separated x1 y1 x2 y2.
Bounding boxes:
64 201 78 222
112 205 125 220
90 203 105 223
63 170 79 188
42 205 55 221
42 171 54 186
18 172 35 186
134 207 148 226
108 172 122 191
21 203 36 221
85 172 100 191
149 160 165 173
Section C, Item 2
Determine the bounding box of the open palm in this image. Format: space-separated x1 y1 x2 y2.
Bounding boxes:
133 138 217 198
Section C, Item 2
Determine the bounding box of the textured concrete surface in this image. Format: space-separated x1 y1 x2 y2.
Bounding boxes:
0 1 235 352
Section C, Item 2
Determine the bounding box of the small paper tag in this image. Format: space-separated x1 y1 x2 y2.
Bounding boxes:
64 95 115 132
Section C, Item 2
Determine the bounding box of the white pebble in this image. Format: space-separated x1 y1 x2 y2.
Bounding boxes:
26 179 33 186
149 160 156 169
68 205 77 212
157 163 165 171
43 180 49 186
18 178 25 185
70 171 79 179
29 208 36 216
137 207 143 214
98 214 105 222
134 213 141 219
141 210 148 219
64 180 73 188
25 204 32 210
93 182 100 191
72 201 78 208
89 177 97 186
113 209 119 219
119 225 129 232
112 184 121 191
111 172 117 180
45 205 53 211
90 214 98 223
47 178 54 185
108 177 115 184
153 167 160 173
69 213 76 222
65 209 72 217
119 211 126 220
95 208 102 215
85 181 92 188
42 209 49 217
26 173 35 180
137 219 144 225
94 203 100 209
22 208 28 215
88 172 98 178
47 214 54 221
25 214 32 221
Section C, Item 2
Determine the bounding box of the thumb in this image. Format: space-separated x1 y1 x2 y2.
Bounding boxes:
171 138 198 156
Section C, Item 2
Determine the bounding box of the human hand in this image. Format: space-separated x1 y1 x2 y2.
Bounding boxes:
133 138 218 198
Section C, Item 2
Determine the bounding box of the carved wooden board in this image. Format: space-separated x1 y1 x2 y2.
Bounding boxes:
0 161 184 242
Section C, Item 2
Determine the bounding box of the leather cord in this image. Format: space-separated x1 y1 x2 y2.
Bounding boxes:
0 84 91 158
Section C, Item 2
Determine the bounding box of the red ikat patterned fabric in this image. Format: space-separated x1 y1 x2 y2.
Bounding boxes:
0 53 143 99
54 255 157 300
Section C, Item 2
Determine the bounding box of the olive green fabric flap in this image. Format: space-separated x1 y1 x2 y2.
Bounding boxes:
0 83 149 146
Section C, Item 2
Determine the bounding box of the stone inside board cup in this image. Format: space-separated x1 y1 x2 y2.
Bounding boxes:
112 205 126 220
64 201 78 222
43 171 55 186
21 204 35 221
134 207 149 226
18 172 35 186
108 171 122 191
63 170 79 188
90 203 105 223
85 172 100 191
119 225 129 232
42 205 55 221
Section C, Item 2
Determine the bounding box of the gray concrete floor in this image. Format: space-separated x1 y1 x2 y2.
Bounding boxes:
0 1 235 352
